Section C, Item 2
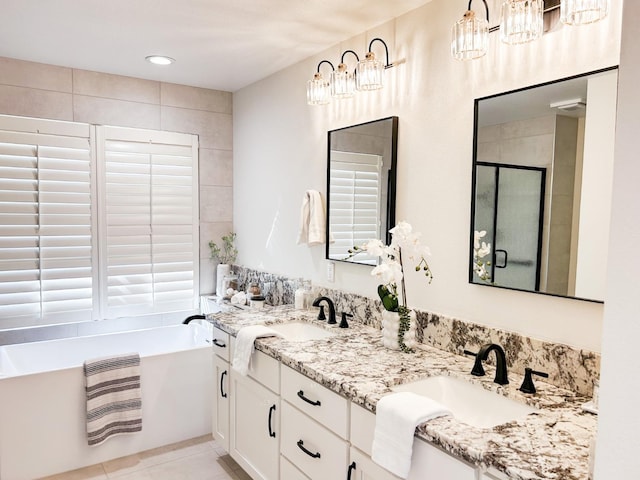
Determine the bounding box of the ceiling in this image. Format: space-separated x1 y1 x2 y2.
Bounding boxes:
0 0 434 93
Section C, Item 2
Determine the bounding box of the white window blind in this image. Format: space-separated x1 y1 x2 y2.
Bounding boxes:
97 126 199 319
0 115 95 328
328 151 382 265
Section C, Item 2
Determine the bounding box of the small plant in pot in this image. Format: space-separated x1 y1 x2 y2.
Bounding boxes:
209 232 238 298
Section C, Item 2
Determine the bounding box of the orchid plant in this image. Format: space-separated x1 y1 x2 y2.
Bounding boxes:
473 230 492 282
348 221 433 352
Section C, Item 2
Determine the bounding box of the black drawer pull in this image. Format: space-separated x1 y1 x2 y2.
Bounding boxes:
220 370 228 398
268 404 276 438
347 461 356 480
297 390 321 407
212 338 226 348
297 440 321 459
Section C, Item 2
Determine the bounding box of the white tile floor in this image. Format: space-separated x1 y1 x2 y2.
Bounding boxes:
39 435 252 480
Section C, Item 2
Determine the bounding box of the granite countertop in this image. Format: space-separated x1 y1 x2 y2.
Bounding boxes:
207 304 597 480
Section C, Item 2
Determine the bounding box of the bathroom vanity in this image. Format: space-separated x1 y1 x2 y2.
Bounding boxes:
209 305 595 480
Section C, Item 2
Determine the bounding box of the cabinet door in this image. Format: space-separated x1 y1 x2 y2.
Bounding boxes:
230 371 280 480
212 354 230 452
409 438 478 480
348 447 401 480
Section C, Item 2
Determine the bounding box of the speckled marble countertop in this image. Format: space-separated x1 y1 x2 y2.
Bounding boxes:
207 305 597 480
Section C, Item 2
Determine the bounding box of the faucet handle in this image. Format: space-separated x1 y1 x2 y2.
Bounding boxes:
519 367 549 394
463 349 486 377
316 305 326 321
339 312 352 328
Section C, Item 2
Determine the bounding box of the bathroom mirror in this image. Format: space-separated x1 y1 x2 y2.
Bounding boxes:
470 67 618 302
326 116 398 265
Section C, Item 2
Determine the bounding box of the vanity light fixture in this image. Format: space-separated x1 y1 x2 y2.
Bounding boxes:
307 37 403 106
307 60 334 106
560 0 609 26
452 0 609 61
145 55 175 66
451 0 491 61
331 50 359 99
500 0 544 45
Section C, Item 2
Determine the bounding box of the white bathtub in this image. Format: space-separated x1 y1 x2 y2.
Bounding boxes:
0 323 213 480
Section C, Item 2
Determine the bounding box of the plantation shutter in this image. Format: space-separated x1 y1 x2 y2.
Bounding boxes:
0 115 95 328
328 151 382 265
97 126 199 319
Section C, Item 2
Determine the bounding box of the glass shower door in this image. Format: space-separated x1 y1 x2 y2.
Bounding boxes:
474 163 545 290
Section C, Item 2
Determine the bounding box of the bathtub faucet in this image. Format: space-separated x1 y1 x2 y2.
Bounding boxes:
183 314 205 325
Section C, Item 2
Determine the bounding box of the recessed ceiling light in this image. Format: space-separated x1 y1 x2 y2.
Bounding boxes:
145 55 175 66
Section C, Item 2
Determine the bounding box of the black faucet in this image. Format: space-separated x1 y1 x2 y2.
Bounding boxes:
464 343 509 385
312 296 336 324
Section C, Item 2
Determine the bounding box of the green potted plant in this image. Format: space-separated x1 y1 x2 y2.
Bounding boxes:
209 232 238 297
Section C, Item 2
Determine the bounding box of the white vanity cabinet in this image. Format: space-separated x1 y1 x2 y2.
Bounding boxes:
229 342 281 480
212 327 231 451
349 403 479 480
280 365 349 480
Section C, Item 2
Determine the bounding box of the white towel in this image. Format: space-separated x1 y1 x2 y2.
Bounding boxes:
297 190 326 246
232 325 283 376
84 353 142 446
372 392 451 478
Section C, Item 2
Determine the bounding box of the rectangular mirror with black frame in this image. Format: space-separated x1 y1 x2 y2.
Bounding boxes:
469 67 618 302
326 116 398 266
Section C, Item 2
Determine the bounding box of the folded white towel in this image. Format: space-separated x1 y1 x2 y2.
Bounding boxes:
232 325 283 376
372 391 451 478
297 190 326 246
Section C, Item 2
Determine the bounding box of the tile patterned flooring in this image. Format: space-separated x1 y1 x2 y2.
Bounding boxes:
39 435 252 480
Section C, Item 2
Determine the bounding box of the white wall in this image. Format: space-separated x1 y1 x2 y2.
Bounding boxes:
574 72 618 300
233 0 621 351
595 0 640 475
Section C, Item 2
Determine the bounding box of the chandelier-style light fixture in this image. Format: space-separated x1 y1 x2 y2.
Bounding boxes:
560 0 609 25
452 0 609 61
500 0 544 45
451 0 490 61
307 38 402 106
306 60 334 106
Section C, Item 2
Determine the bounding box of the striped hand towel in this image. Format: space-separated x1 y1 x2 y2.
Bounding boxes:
84 353 142 446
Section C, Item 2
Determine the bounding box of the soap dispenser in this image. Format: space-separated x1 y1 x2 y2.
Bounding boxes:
294 279 306 310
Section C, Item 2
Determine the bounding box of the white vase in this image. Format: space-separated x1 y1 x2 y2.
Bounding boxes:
216 263 231 298
381 309 417 351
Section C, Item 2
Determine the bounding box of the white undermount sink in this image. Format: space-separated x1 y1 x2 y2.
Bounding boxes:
268 322 337 342
391 375 538 429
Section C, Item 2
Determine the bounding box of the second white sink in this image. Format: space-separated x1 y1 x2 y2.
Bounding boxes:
269 322 336 342
391 375 538 429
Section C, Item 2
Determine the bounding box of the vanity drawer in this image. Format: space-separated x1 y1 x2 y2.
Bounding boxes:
212 327 230 362
281 365 349 439
230 337 280 394
350 402 376 456
281 400 349 480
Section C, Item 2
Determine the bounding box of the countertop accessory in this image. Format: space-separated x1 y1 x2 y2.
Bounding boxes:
250 295 265 310
372 391 451 478
519 367 549 394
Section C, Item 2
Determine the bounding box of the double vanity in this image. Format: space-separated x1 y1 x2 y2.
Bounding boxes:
207 304 596 480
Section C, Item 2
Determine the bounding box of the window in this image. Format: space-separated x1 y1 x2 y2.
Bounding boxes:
0 116 199 329
328 151 382 265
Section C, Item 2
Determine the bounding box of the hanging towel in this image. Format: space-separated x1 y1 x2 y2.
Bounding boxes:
232 325 283 376
372 391 451 478
297 190 326 246
84 353 142 446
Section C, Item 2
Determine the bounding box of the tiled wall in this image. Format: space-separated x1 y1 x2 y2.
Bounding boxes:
0 56 233 296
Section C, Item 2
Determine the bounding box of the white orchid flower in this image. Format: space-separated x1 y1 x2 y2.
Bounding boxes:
476 241 491 259
371 261 403 285
389 221 412 241
474 230 487 249
363 239 385 257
